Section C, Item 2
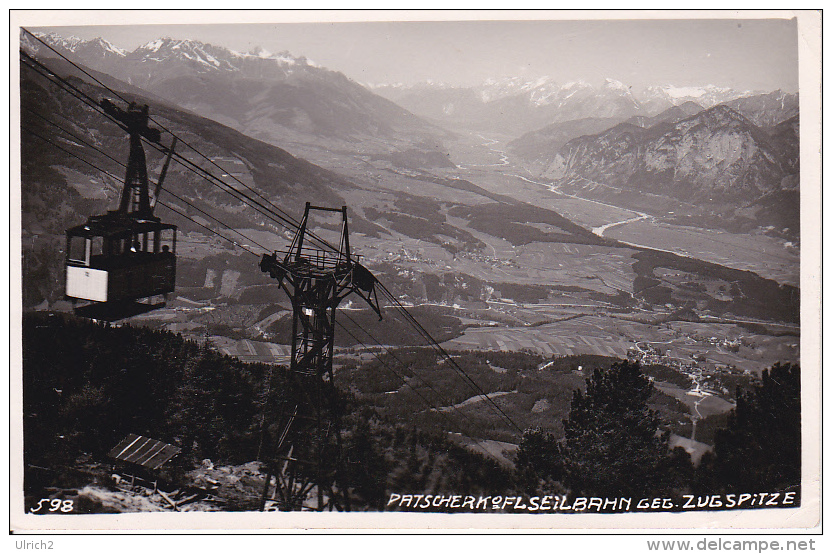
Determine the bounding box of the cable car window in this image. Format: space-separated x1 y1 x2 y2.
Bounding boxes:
90 236 104 260
68 236 87 264
160 228 176 255
111 237 124 256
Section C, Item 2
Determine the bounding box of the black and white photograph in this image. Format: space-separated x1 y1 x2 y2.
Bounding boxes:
10 10 821 533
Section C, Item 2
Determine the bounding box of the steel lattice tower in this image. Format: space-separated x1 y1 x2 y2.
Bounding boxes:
258 203 380 511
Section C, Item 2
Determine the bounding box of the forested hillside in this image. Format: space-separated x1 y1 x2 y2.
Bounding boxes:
23 313 798 512
22 313 511 510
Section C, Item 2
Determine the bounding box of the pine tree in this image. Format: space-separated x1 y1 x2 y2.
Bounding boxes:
560 360 679 497
514 428 562 493
702 362 800 495
344 418 389 510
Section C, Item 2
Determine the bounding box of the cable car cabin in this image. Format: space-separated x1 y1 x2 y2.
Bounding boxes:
65 215 176 320
61 99 179 320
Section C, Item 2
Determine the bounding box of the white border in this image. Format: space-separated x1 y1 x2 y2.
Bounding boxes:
7 9 822 533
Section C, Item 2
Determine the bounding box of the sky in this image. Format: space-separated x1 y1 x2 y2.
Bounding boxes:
25 13 799 92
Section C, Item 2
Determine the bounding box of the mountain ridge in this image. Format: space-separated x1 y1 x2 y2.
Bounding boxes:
371 77 794 137
545 104 797 199
23 31 450 150
531 103 799 240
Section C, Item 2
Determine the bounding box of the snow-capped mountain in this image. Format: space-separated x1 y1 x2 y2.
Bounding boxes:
477 76 565 105
638 84 752 112
372 77 645 136
22 32 445 147
121 37 324 83
23 32 127 65
23 33 329 87
372 76 796 139
130 37 237 70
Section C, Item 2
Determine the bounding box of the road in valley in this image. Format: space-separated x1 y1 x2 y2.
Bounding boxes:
448 134 798 286
591 213 651 237
453 134 658 242
455 134 510 169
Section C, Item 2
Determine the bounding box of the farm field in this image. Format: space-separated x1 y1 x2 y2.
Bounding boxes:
442 313 798 376
655 382 735 419
437 139 800 289
354 232 639 297
605 219 799 287
479 174 799 288
206 335 292 364
513 242 638 294
442 315 632 357
477 172 639 230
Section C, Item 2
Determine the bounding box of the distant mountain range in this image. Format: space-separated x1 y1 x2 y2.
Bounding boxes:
374 78 643 136
22 32 448 150
19 54 359 230
544 104 798 201
18 48 605 308
24 31 798 145
520 104 799 239
18 30 801 306
372 78 797 138
18 50 396 305
508 101 706 172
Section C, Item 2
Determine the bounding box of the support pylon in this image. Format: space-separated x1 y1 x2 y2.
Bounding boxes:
258 203 381 511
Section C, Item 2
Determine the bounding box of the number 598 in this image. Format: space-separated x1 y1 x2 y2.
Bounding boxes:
29 498 74 513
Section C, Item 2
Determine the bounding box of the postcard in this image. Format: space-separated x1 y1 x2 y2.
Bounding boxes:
9 9 822 534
